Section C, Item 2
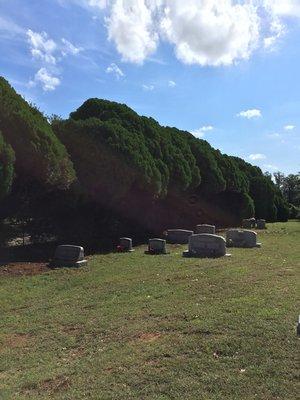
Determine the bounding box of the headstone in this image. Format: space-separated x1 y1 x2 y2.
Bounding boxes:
196 224 216 234
256 219 266 229
242 218 254 229
183 234 230 258
226 229 261 248
297 315 300 336
51 245 87 268
145 239 168 254
117 237 134 252
166 229 193 244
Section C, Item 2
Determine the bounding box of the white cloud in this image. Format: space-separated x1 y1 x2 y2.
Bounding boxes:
237 109 262 119
266 0 300 18
106 62 124 79
26 29 57 64
106 0 158 64
26 29 81 91
168 80 176 87
284 124 295 130
191 125 214 138
29 68 61 91
78 0 300 67
61 38 82 56
248 153 266 161
142 84 154 91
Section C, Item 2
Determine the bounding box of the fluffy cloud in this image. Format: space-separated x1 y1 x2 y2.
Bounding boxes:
191 125 214 138
284 124 295 130
106 0 158 64
106 62 125 79
168 80 176 87
26 30 81 91
248 153 266 161
27 30 57 64
29 68 61 91
237 109 262 119
77 0 300 66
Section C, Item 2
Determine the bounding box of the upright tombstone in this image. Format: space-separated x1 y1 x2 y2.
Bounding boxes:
196 224 216 234
51 245 87 268
242 218 253 229
183 234 230 258
145 239 168 255
118 237 134 252
226 229 261 248
256 219 266 229
166 229 193 244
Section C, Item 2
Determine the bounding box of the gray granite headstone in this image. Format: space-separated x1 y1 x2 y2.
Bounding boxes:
145 238 168 254
166 229 193 244
183 234 230 258
256 219 266 229
51 245 87 268
119 237 134 252
196 224 216 234
226 229 261 248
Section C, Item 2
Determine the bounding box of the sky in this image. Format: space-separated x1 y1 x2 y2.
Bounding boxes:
0 0 299 175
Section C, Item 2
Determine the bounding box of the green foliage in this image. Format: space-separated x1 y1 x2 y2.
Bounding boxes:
0 77 75 189
250 176 278 221
0 131 15 199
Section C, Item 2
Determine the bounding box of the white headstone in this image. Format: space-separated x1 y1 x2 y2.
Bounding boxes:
183 234 230 258
226 229 261 248
166 229 193 244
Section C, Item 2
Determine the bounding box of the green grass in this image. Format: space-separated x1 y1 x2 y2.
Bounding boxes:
0 221 299 399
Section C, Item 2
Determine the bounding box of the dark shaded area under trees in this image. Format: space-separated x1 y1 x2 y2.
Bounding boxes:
0 77 291 251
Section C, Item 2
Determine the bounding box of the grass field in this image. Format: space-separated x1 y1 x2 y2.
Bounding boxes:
0 221 299 399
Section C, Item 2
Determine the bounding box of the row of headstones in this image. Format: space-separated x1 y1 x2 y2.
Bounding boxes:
242 218 266 229
50 224 262 267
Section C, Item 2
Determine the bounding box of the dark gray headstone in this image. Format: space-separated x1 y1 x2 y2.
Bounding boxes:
51 245 87 268
226 229 261 248
183 234 230 258
256 219 266 229
242 218 254 229
196 224 216 234
145 238 168 254
119 237 134 252
166 229 193 244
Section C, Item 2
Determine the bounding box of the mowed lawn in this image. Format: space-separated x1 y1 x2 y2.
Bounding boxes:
0 222 299 400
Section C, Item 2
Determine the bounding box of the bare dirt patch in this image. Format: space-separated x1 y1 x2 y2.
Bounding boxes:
1 333 31 350
39 375 71 392
0 262 50 277
138 332 161 342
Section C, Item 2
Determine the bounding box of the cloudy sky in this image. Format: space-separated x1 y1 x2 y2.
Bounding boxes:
0 0 299 174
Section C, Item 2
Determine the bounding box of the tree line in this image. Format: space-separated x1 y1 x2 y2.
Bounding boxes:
0 76 295 248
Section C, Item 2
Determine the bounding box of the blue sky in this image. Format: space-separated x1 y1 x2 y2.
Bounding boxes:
0 0 299 174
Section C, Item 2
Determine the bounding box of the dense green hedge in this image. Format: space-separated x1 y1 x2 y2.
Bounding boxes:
0 131 15 199
0 82 290 243
0 77 75 188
